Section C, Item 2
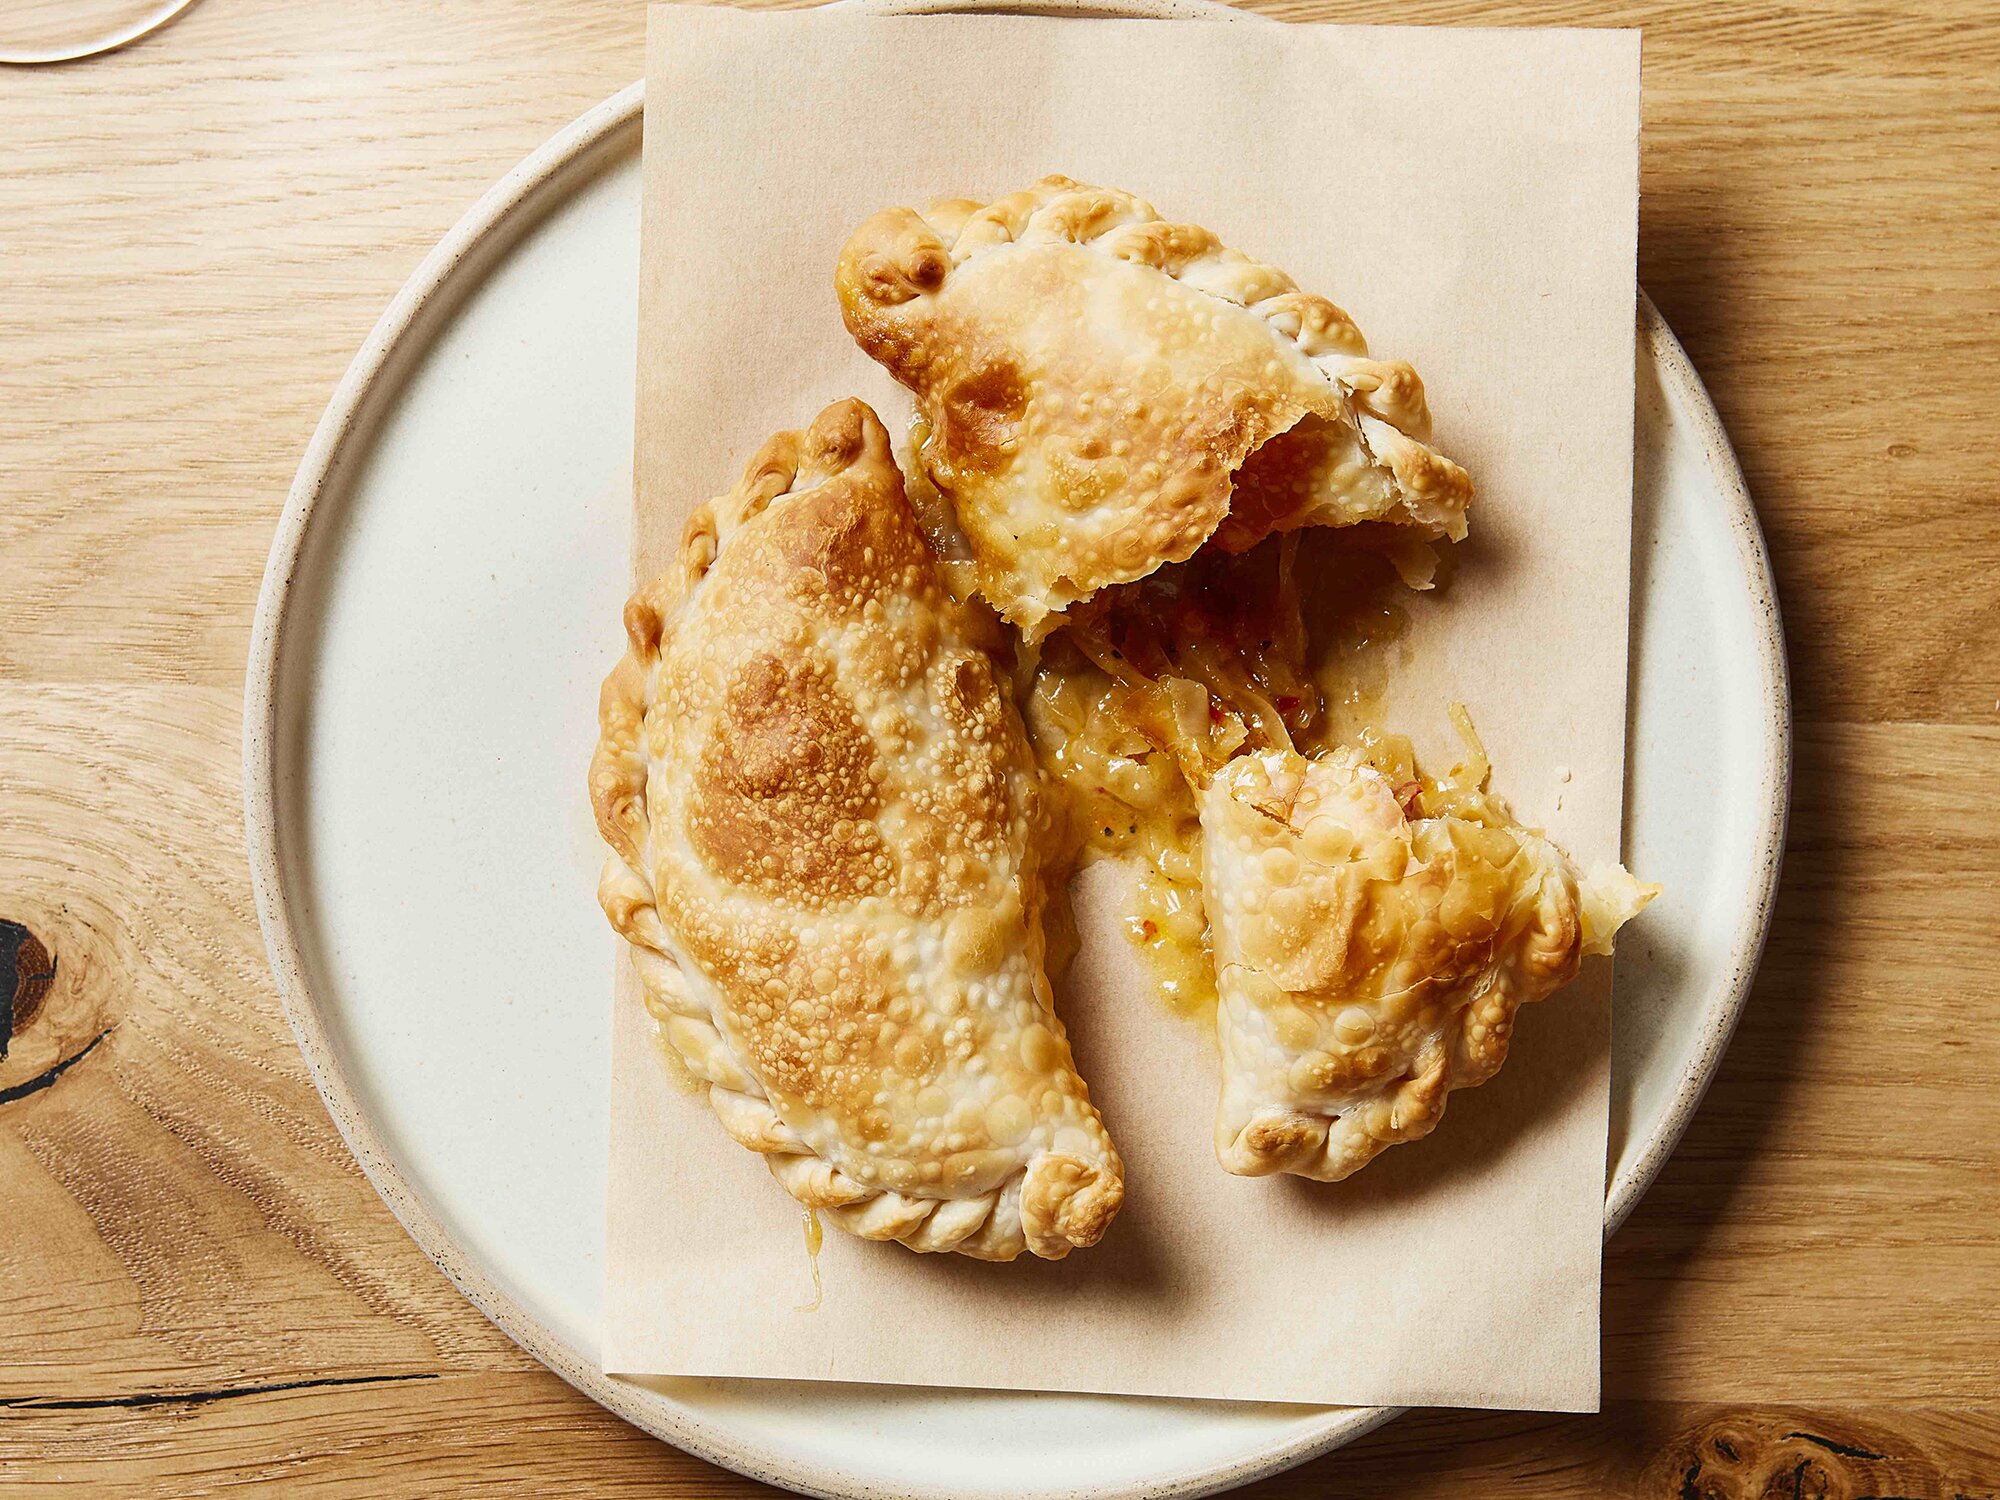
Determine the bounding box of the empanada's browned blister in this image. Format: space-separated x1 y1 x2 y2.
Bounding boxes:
589 399 1123 1260
837 175 1472 639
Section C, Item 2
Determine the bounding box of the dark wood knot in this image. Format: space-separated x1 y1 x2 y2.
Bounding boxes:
1642 1409 1956 1500
1 917 111 1105
2 918 57 1059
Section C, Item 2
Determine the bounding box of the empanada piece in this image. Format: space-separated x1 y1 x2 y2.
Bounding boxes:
1199 748 1654 1181
837 175 1471 639
590 399 1123 1261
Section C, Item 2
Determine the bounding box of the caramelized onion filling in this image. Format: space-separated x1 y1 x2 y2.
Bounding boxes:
1015 525 1501 1013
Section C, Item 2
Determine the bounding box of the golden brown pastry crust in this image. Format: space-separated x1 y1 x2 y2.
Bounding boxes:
837 176 1471 638
590 399 1123 1260
1199 748 1652 1181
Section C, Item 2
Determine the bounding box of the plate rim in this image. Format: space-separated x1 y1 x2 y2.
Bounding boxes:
242 17 1791 1500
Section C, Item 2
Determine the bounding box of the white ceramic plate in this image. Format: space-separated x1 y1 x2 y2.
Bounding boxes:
244 11 1789 1496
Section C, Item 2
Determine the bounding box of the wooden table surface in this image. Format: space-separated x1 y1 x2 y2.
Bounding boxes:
4 0 1997 1494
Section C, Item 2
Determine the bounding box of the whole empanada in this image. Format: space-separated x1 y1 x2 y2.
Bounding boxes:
589 399 1123 1260
837 175 1471 638
1199 748 1654 1181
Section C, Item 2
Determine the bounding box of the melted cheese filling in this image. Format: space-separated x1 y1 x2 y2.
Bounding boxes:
1023 656 1215 1015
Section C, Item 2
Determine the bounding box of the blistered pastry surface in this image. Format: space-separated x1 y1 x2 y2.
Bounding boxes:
1199 748 1646 1181
590 399 1122 1259
838 176 1471 636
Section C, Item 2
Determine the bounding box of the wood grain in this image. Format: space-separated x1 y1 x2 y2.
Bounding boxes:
2 0 1997 1494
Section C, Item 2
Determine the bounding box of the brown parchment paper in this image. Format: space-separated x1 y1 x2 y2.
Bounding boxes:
605 4 1641 1410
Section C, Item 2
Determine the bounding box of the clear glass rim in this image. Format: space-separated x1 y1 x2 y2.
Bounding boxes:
0 0 201 66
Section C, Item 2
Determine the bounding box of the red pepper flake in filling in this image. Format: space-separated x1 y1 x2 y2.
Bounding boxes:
1138 919 1159 941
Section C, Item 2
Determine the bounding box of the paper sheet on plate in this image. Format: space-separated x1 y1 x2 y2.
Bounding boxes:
605 3 1640 1410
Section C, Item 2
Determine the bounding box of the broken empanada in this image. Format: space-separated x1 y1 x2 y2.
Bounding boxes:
837 175 1471 638
1199 747 1654 1181
589 399 1123 1260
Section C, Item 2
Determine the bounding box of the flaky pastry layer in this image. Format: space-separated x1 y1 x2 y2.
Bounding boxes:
837 175 1471 639
1200 748 1654 1181
589 399 1123 1260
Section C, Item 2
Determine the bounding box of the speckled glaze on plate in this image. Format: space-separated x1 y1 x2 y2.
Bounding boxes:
242 5 1789 1495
